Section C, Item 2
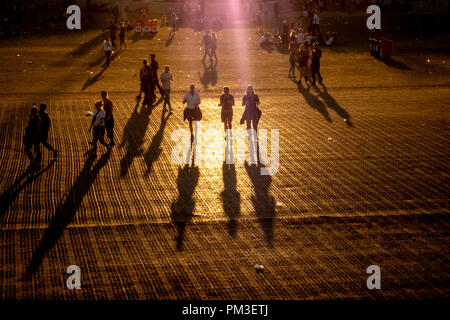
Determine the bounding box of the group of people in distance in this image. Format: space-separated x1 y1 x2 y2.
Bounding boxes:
289 38 323 85
103 21 128 67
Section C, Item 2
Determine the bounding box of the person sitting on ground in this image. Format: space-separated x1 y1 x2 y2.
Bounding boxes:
259 32 271 45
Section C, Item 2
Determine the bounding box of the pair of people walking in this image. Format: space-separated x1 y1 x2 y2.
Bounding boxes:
291 41 323 85
202 31 218 62
88 91 115 150
23 103 57 165
138 54 167 110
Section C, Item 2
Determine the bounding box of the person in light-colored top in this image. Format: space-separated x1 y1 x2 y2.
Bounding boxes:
182 84 201 142
311 10 321 38
89 101 109 150
103 39 112 67
160 65 173 111
296 28 304 44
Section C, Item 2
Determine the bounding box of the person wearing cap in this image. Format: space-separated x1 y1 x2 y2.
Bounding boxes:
37 103 57 158
89 101 109 150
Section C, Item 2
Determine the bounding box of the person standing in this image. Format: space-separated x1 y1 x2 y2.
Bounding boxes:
150 54 164 97
160 65 174 111
219 86 235 135
202 31 211 62
37 103 57 158
288 41 297 78
103 38 112 67
23 106 41 164
101 91 115 147
311 10 321 39
182 84 201 143
311 42 323 85
169 9 177 35
119 21 127 49
89 101 109 150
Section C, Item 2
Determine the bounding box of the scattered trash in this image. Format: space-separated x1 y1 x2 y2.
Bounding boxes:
426 59 430 63
443 61 446 64
255 264 264 274
276 202 282 207
22 69 27 72
17 53 20 57
328 137 333 141
85 111 93 117
26 60 33 64
344 119 347 122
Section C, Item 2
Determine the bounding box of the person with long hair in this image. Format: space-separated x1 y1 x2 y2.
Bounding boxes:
297 43 310 85
140 59 155 109
240 85 261 164
210 32 218 61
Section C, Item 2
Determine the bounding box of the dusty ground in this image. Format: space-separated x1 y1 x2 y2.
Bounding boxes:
0 20 449 299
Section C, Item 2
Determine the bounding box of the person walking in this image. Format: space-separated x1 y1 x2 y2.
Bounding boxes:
37 103 57 158
101 91 115 147
210 32 218 61
103 38 112 67
182 84 202 143
240 85 261 165
311 42 323 85
23 106 41 165
288 41 297 78
297 43 310 85
89 101 109 151
139 59 155 109
219 86 235 136
150 54 164 97
107 21 117 50
160 65 174 111
119 21 127 49
202 31 212 62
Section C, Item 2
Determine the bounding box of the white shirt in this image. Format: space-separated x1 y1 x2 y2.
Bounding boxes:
325 36 334 46
93 109 106 127
183 91 200 109
297 32 304 44
160 72 173 90
103 41 112 52
313 13 320 25
259 35 268 45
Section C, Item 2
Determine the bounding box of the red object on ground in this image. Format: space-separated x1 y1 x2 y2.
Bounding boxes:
143 21 152 33
381 40 394 58
134 23 142 33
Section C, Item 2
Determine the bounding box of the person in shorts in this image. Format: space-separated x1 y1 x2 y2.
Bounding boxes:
219 86 235 134
182 84 201 143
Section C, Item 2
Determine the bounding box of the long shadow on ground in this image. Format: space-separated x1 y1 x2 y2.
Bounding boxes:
26 149 111 276
221 163 241 238
0 160 56 222
119 102 150 176
171 164 200 251
143 110 171 177
245 161 276 247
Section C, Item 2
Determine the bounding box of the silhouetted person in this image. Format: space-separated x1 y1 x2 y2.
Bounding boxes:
210 32 218 61
119 21 127 48
138 59 155 109
183 84 201 143
311 42 323 85
297 42 310 85
88 101 109 151
219 86 235 134
101 91 115 146
106 21 117 50
160 65 174 111
241 85 260 132
23 106 41 165
37 103 57 158
150 53 164 96
202 30 212 62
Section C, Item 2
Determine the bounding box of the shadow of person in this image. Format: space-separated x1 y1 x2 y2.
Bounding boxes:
260 43 274 53
313 84 353 126
165 34 175 47
143 110 171 176
119 102 151 176
25 149 111 276
171 165 200 251
0 160 56 222
128 32 156 44
221 163 241 237
294 79 331 122
198 59 218 89
82 66 107 91
244 161 276 247
88 48 122 69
